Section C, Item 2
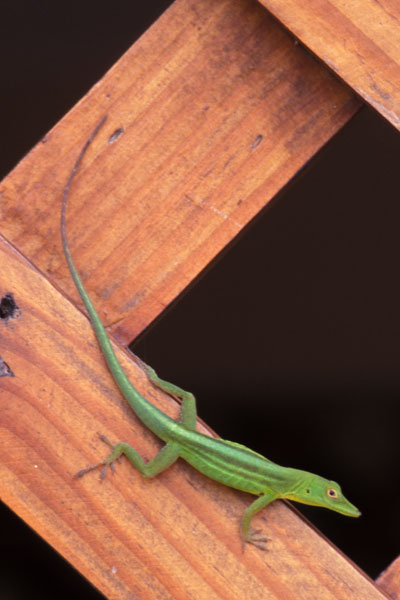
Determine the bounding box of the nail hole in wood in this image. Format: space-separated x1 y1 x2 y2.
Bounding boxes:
0 293 20 320
0 357 14 377
108 127 124 144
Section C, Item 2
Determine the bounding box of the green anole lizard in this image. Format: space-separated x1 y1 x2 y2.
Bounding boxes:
62 116 360 549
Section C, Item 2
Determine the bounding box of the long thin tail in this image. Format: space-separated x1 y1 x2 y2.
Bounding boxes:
60 116 154 412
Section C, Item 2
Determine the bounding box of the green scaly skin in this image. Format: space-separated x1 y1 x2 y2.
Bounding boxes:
62 117 360 549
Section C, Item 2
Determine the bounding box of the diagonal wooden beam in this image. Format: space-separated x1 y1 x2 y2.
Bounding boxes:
258 0 400 130
1 0 359 347
377 556 400 599
0 234 386 599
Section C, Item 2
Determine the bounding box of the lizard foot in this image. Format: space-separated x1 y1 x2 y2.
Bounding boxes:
73 433 121 480
244 529 269 551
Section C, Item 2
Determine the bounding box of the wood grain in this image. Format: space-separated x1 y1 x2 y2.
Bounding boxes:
0 235 387 600
377 556 400 598
0 0 359 347
0 0 379 596
257 0 400 130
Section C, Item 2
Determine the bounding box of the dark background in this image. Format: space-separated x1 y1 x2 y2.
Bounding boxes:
1 1 399 598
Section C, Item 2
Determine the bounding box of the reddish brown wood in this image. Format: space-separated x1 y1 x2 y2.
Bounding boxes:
0 0 359 347
0 0 383 597
0 235 387 599
377 556 400 598
258 0 400 130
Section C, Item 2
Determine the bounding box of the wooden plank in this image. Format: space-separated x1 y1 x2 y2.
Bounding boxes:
0 0 360 347
257 0 400 130
0 235 387 600
376 557 400 598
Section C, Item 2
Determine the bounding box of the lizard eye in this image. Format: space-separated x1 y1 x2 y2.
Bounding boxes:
327 488 338 499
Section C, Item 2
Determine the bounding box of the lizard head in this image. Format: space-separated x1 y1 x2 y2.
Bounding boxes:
285 473 361 517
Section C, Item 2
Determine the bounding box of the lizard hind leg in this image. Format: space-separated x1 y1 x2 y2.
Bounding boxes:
74 433 181 480
73 434 133 480
139 360 198 430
